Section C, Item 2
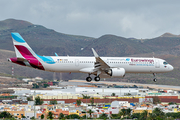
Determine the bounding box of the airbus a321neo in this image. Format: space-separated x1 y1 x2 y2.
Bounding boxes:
8 33 174 82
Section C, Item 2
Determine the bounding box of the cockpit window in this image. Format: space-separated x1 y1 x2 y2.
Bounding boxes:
163 61 168 65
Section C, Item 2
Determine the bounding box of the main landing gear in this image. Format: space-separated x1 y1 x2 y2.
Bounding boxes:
86 76 92 82
94 76 100 82
86 74 100 82
153 73 157 82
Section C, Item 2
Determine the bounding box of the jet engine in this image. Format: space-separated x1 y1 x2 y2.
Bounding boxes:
105 68 125 77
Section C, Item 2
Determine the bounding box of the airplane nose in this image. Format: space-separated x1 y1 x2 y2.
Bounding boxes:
169 65 174 71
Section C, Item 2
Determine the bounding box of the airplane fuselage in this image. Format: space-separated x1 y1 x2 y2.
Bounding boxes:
36 56 172 74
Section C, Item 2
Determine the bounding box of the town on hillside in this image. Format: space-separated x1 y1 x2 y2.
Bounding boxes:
0 76 180 119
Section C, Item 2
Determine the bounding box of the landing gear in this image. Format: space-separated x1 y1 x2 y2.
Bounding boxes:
86 77 92 82
94 76 100 82
153 78 157 82
86 74 101 82
153 73 157 82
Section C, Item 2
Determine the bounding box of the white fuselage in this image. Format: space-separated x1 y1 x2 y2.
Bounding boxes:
41 56 173 74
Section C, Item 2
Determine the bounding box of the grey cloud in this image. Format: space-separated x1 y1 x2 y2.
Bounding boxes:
0 0 180 38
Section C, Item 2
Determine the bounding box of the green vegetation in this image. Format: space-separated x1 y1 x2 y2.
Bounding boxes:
0 111 14 119
87 109 94 118
47 112 53 120
82 94 90 99
111 93 116 96
32 83 39 89
99 113 108 119
0 95 17 100
35 96 43 105
0 110 177 120
76 99 81 106
90 97 94 105
43 83 49 88
168 102 177 105
40 114 44 119
65 114 81 119
49 99 57 105
58 113 64 119
110 107 180 120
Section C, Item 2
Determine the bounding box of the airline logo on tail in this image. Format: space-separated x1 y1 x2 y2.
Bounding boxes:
9 33 46 70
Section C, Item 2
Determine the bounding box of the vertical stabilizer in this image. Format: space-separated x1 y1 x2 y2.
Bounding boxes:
9 33 45 70
11 33 37 58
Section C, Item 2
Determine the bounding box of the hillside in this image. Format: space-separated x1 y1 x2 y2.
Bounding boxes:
1 19 180 85
0 19 95 56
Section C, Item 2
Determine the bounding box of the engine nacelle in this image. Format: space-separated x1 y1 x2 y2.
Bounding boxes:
106 68 125 78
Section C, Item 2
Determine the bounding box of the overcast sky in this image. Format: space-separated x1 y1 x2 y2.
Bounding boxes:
0 0 180 38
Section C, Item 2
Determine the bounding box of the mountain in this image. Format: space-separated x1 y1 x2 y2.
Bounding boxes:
80 35 153 57
160 32 180 37
0 19 95 56
1 19 180 85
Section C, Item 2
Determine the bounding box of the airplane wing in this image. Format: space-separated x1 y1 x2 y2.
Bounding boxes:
92 48 110 75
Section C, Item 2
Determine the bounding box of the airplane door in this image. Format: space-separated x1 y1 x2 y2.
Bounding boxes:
75 59 79 66
155 59 160 68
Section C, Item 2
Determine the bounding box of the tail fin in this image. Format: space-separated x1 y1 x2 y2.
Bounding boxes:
9 33 45 70
11 33 37 59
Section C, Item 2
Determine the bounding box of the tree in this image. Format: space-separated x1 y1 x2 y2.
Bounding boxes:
47 112 54 120
111 114 121 119
35 96 43 105
49 99 57 105
118 108 132 118
168 102 177 105
119 108 126 118
111 93 116 96
99 113 108 119
43 83 49 88
30 116 35 119
41 114 44 119
126 93 132 96
32 83 39 89
0 111 13 118
82 94 90 99
76 99 81 106
65 114 80 119
166 112 180 119
90 97 94 105
81 115 86 119
87 109 94 118
58 113 64 119
21 114 26 118
139 110 148 120
152 107 165 118
126 108 132 117
131 113 141 119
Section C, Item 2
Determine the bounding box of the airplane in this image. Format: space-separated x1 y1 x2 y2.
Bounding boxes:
8 33 174 82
